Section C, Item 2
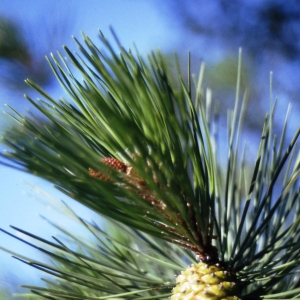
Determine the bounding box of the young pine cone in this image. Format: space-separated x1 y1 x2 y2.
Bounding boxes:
88 157 127 181
89 157 165 210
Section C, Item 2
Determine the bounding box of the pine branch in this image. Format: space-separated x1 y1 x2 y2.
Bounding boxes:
0 31 299 298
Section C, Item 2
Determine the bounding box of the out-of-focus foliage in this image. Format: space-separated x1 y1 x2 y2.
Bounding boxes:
0 15 71 90
0 286 10 300
164 0 300 61
0 17 50 89
0 18 30 61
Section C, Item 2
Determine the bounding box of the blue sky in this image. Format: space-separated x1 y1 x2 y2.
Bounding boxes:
0 0 178 294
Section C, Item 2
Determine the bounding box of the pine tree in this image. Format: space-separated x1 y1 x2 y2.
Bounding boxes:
1 31 300 299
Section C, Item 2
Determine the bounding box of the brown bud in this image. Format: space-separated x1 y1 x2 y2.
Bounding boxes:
101 157 127 172
89 157 166 210
89 157 127 181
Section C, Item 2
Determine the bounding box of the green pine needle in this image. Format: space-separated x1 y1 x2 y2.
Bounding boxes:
1 198 187 299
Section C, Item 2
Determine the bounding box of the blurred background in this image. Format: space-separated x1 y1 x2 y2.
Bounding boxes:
0 0 299 297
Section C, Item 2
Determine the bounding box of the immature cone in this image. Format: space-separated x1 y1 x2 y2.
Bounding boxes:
88 157 128 181
89 157 166 209
171 262 241 300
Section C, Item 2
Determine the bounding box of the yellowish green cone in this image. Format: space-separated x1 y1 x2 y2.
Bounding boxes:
171 262 241 300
